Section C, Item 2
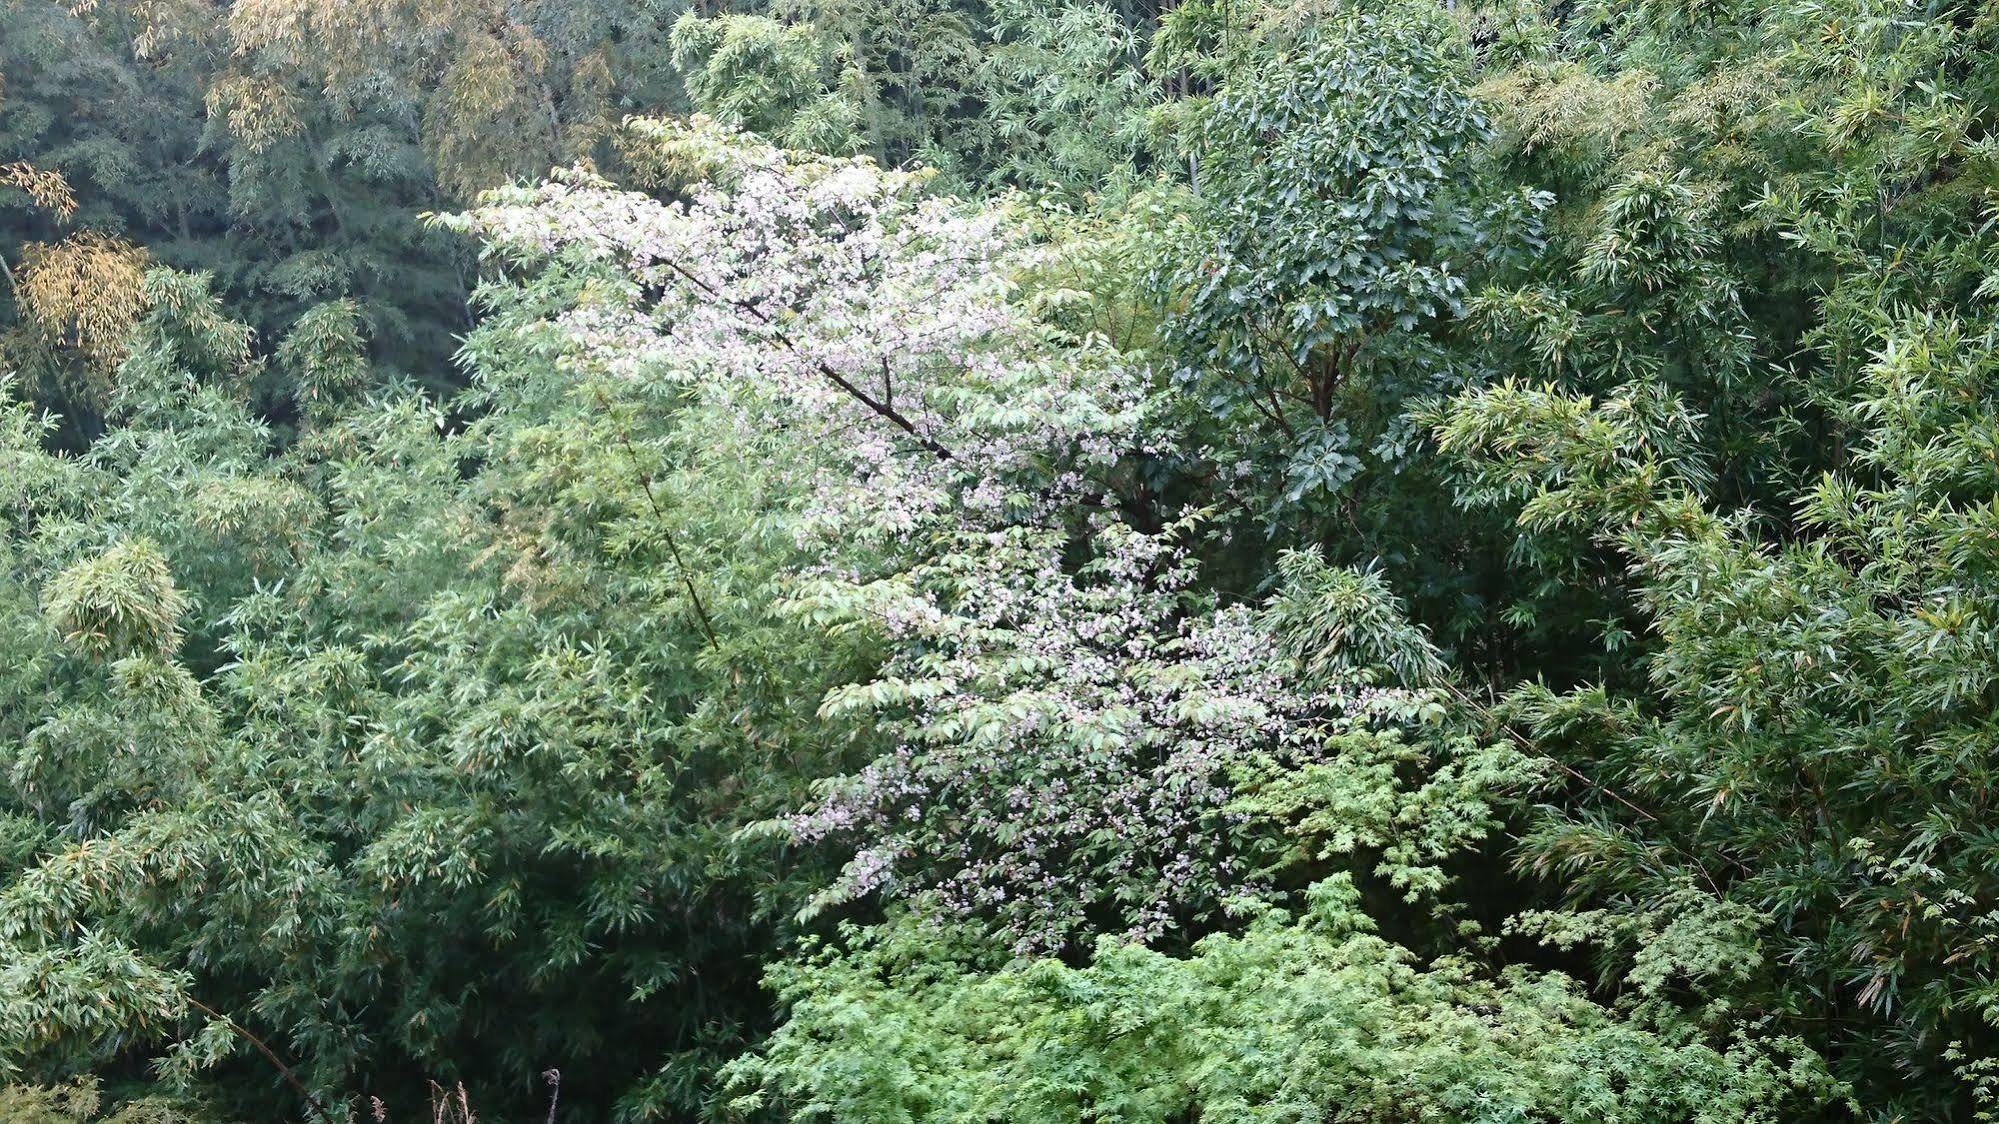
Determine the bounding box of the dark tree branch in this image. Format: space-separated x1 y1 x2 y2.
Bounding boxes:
656 258 955 460
183 995 339 1124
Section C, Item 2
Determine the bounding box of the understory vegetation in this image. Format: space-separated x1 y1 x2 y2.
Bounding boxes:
3 0 1997 1119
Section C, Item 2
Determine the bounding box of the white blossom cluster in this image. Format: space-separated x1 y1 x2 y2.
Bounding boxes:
789 520 1418 953
454 116 1149 543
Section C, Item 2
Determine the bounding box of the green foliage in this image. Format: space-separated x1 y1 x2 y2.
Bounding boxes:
670 13 862 155
966 0 1160 195
1410 0 1999 1110
727 876 1841 1123
1437 314 1999 1116
0 248 886 1118
1262 549 1447 687
0 1080 217 1124
273 300 369 420
1158 1 1523 505
40 539 188 660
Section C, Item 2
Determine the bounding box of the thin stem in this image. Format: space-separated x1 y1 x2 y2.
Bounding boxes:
595 393 724 652
1440 682 1656 823
1440 680 1747 894
183 995 339 1124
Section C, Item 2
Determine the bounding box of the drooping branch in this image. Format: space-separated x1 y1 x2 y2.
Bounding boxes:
183 995 340 1124
1437 680 1751 894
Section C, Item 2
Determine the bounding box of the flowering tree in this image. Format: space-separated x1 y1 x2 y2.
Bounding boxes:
448 116 1146 543
455 119 1526 958
784 518 1528 953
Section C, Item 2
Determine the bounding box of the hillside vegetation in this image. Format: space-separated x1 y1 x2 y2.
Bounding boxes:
2 0 1997 1120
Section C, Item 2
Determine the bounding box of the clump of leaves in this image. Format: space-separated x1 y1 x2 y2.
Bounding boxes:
726 875 1844 1123
41 539 187 659
0 1079 217 1124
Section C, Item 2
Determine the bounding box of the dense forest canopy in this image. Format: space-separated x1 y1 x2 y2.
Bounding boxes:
1 0 1997 1120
